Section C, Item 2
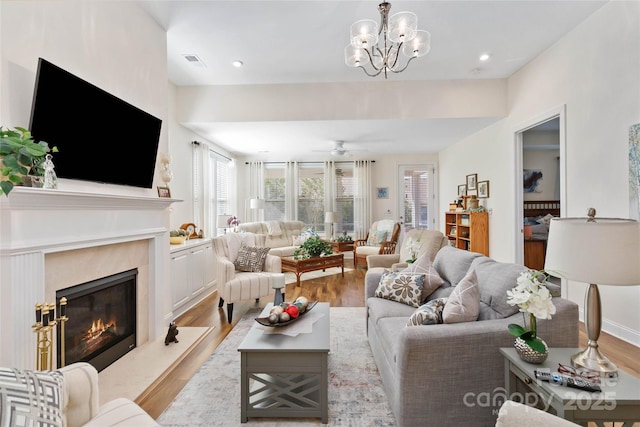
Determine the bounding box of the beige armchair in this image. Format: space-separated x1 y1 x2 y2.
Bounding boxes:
366 228 448 269
353 219 401 268
212 232 282 323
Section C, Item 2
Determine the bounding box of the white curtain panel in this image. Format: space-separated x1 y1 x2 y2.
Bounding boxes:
247 161 264 222
354 160 373 240
285 161 298 221
324 160 336 212
192 141 205 231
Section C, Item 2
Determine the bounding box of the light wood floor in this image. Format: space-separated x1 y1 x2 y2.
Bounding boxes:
136 260 640 419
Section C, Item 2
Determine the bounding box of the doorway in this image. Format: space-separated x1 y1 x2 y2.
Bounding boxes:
513 106 566 294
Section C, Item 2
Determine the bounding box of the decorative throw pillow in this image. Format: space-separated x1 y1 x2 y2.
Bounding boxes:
442 269 481 323
366 229 387 246
374 271 424 308
234 243 270 272
403 253 444 303
0 367 64 427
407 298 448 326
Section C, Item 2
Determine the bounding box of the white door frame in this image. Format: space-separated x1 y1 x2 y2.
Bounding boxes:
513 105 567 293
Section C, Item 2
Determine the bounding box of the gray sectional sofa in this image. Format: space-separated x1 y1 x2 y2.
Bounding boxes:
364 245 579 427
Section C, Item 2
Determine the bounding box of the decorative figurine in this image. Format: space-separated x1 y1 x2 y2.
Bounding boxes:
42 154 57 189
164 322 179 345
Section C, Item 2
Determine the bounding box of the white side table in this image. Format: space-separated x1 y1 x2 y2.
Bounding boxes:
500 347 640 426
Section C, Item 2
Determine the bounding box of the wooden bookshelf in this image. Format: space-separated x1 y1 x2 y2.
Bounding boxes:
445 211 489 256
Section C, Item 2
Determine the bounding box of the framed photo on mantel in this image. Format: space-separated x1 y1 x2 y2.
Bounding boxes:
157 186 171 198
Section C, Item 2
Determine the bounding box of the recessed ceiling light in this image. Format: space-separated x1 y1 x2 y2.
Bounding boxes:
232 60 244 68
479 53 491 62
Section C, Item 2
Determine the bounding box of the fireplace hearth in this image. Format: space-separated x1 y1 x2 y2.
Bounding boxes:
57 269 137 372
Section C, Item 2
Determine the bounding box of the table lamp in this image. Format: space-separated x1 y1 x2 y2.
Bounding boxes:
544 208 640 375
217 215 230 234
325 212 337 240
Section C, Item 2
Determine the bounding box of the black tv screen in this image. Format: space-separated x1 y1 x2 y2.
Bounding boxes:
29 58 162 189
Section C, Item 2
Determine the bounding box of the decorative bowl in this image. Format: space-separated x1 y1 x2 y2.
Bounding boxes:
255 301 318 327
170 236 187 245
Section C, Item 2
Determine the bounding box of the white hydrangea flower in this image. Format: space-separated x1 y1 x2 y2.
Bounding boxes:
507 270 556 320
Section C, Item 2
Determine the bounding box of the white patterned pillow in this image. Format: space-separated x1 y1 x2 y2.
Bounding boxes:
407 298 448 326
366 229 387 246
234 243 270 272
0 367 64 427
443 269 481 323
403 253 444 303
374 271 424 308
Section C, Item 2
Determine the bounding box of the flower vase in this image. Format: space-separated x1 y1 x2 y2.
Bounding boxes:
514 337 549 364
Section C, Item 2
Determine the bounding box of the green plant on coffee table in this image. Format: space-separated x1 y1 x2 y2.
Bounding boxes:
293 236 333 259
0 126 58 196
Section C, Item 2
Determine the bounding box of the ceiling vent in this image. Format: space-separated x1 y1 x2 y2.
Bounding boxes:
182 54 206 67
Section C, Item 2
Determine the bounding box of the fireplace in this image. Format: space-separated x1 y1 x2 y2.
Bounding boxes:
57 269 137 372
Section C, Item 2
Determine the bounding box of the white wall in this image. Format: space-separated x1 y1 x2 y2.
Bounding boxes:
1 1 168 198
439 1 640 345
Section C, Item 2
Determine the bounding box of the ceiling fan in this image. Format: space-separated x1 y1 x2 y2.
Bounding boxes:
314 140 367 157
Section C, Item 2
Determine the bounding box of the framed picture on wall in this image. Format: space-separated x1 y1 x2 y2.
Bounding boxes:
377 187 389 199
466 173 478 190
458 184 467 196
478 180 490 198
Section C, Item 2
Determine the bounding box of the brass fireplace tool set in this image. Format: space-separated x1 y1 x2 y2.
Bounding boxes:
32 297 68 370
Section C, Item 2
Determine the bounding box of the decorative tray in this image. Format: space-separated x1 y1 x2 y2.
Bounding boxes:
255 301 318 327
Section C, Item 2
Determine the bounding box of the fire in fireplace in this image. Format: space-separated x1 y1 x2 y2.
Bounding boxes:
56 269 137 372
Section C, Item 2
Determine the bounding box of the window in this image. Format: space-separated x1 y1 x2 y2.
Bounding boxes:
335 164 354 233
264 163 285 221
209 150 231 233
400 165 434 231
297 163 325 231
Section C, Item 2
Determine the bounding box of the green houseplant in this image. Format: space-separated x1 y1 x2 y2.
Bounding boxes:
293 236 333 260
0 126 57 196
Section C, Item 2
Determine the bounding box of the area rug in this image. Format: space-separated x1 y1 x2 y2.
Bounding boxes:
157 307 395 426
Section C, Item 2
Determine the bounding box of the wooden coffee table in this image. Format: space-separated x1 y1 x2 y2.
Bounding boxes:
281 253 344 287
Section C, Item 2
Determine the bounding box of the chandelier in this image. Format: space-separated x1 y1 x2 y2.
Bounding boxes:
344 2 431 79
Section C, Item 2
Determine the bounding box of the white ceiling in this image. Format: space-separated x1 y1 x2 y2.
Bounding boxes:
140 0 607 157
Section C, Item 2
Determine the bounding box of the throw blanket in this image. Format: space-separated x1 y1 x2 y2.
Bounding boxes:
266 220 282 236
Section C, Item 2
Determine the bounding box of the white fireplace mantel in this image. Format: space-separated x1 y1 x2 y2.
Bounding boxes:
0 187 180 369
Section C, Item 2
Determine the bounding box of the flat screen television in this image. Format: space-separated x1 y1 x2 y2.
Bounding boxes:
29 58 162 189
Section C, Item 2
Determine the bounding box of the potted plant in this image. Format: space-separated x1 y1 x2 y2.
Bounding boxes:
293 236 333 260
0 126 57 196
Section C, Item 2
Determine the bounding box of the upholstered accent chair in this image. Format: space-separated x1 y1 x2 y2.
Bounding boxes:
212 232 282 323
353 219 401 268
366 228 449 269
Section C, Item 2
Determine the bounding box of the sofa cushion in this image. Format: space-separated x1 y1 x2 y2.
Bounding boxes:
375 271 425 308
470 256 527 320
433 246 483 287
234 243 270 272
367 296 418 327
407 297 448 326
0 367 64 427
443 269 480 323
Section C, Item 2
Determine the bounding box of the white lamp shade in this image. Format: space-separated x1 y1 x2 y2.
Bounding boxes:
217 215 229 228
544 218 640 286
387 11 418 43
250 198 265 209
325 212 337 223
